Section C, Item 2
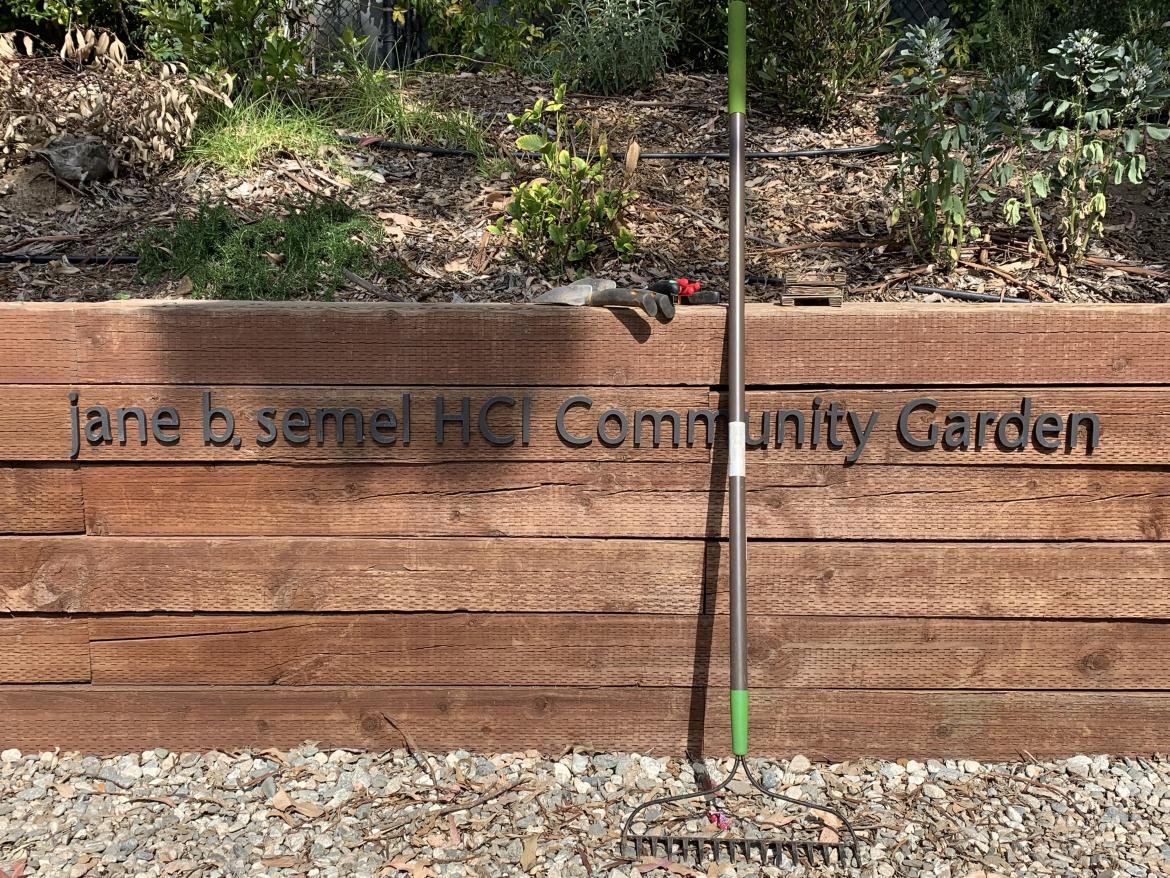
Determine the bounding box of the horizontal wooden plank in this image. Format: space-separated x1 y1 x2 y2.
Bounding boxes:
0 537 701 614
0 686 1166 757
3 537 1168 618
0 304 76 383
88 613 1170 690
0 386 709 462
9 384 1163 466
0 468 83 534
0 619 89 683
709 542 1170 618
1 301 1166 386
71 301 708 386
728 388 1169 466
81 462 1170 540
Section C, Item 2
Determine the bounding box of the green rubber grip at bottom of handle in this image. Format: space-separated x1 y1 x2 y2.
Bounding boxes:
731 689 749 756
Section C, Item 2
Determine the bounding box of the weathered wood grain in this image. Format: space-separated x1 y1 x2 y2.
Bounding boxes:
725 388 1170 466
0 304 76 383
71 300 711 386
0 301 1165 386
88 613 1170 690
3 537 1167 618
80 462 1170 540
709 541 1170 618
0 686 1165 757
0 468 83 534
0 536 702 614
0 619 89 682
0 386 709 462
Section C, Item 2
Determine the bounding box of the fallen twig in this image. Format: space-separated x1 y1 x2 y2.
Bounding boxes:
1084 256 1170 282
342 269 403 301
762 239 891 255
957 258 1055 302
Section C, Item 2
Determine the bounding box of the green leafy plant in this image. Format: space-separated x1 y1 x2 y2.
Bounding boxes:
995 32 1170 264
546 0 680 95
881 18 997 268
489 85 635 269
667 0 724 70
751 0 896 122
415 0 560 69
138 198 392 300
135 0 307 93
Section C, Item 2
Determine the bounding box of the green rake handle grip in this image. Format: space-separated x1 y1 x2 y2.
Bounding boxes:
728 0 747 115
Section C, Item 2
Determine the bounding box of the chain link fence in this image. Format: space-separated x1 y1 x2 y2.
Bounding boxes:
300 0 427 71
890 0 959 27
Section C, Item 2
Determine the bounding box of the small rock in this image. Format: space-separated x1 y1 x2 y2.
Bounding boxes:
788 755 811 774
1065 755 1093 778
921 783 946 800
1 749 22 763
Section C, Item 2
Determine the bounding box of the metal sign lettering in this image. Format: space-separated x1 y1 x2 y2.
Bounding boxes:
67 391 1102 461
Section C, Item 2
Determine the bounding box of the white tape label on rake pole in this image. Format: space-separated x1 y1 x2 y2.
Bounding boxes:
728 421 746 479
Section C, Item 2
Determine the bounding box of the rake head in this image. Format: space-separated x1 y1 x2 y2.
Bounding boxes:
620 756 862 868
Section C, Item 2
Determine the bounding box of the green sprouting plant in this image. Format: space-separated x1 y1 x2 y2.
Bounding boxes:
880 18 998 268
752 0 896 122
489 85 635 269
138 198 391 299
547 0 681 96
995 32 1170 264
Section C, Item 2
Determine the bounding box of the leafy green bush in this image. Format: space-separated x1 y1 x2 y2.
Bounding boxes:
547 0 680 95
881 18 996 268
882 19 1170 271
667 0 724 70
139 199 389 300
962 0 1169 73
135 0 306 93
750 0 896 122
416 0 561 68
997 33 1170 264
490 85 635 269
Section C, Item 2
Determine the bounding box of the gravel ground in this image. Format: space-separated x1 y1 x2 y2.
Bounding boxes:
0 745 1167 877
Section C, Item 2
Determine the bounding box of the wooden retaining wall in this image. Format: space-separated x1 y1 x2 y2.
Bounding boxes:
2 300 1169 758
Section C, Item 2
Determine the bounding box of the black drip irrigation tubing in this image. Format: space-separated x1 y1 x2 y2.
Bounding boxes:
908 283 1032 304
342 134 891 163
0 253 139 265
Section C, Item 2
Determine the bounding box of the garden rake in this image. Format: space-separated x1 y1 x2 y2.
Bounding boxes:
619 1 862 867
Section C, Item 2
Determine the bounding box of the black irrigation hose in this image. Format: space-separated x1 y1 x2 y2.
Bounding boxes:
346 134 892 162
0 253 139 264
909 283 1032 304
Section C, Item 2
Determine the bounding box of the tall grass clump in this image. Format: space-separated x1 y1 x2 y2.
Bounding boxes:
185 98 337 172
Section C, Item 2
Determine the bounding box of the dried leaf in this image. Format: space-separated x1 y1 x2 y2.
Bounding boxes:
385 858 437 878
625 140 641 178
292 799 324 819
810 807 842 829
261 857 296 868
519 835 539 871
270 789 293 811
819 826 839 844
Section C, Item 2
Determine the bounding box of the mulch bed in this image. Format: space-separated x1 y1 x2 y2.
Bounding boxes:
2 69 1168 304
